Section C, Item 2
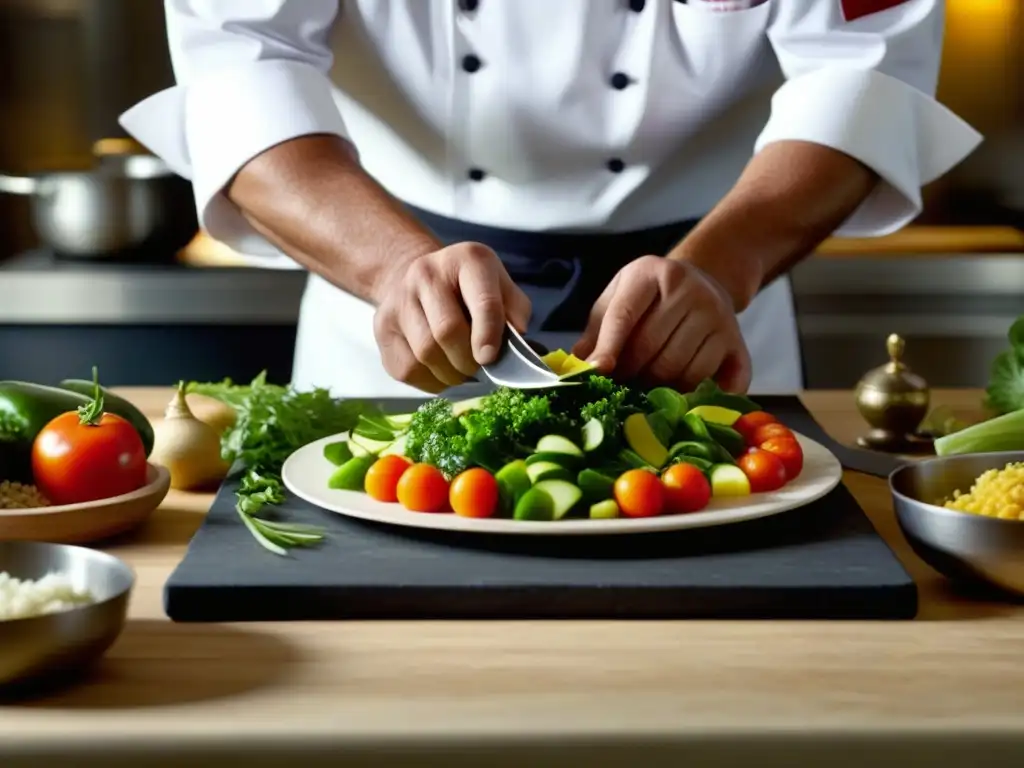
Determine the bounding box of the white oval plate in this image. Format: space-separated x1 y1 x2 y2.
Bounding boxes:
282 432 843 536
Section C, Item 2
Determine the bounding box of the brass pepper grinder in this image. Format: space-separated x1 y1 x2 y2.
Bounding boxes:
854 333 933 452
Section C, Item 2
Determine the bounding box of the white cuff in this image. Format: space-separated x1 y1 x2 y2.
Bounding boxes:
754 67 982 237
120 59 350 261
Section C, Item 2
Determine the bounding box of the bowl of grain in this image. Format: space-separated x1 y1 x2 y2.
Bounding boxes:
890 451 1024 595
0 541 134 690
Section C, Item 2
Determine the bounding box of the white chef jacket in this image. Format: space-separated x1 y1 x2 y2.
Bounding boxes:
121 0 981 398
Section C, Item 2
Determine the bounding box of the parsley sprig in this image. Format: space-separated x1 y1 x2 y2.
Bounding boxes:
187 372 365 556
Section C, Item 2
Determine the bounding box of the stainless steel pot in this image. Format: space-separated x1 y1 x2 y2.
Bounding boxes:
0 139 198 259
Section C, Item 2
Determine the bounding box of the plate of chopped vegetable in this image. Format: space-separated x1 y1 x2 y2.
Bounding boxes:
281 363 843 535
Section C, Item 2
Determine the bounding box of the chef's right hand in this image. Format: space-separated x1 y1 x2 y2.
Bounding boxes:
373 242 532 393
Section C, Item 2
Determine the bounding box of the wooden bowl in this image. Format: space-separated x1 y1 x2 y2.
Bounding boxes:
0 463 170 544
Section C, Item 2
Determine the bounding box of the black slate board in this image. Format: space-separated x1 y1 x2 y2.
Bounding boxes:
164 397 917 622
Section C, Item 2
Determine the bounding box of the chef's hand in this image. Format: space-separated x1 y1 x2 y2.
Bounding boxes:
572 256 752 393
373 242 532 393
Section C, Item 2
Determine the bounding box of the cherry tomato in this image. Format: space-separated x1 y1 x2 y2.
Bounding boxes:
737 448 788 494
32 411 147 506
613 469 664 518
449 468 500 518
759 436 804 481
364 455 412 502
733 411 779 445
396 463 450 513
750 422 794 446
661 463 711 514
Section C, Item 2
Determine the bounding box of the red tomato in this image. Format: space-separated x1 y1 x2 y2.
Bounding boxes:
750 422 794 446
660 463 711 514
32 411 147 506
737 448 788 494
733 411 779 444
449 468 499 518
364 455 412 502
759 437 804 481
614 469 664 518
396 463 450 513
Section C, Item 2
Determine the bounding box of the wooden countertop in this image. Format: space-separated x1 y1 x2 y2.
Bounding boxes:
179 226 1024 267
3 388 1024 767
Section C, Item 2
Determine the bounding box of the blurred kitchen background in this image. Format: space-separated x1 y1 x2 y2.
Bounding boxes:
0 0 1021 389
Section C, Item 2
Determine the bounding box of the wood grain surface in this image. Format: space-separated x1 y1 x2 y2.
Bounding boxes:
3 387 1023 767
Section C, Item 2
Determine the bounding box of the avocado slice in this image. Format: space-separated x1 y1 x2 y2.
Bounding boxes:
526 461 573 484
577 468 616 503
535 434 584 458
532 479 583 520
496 460 532 514
327 455 376 491
581 418 604 452
623 413 669 468
514 487 555 521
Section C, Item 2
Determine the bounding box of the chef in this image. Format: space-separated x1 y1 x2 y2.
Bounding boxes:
122 0 980 399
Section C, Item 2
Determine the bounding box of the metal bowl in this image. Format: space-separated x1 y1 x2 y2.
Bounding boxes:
890 451 1024 595
0 542 134 689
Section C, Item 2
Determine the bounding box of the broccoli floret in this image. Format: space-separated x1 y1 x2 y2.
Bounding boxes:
405 399 472 477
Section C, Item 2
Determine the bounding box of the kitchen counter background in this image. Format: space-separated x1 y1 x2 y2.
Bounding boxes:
2 235 1024 390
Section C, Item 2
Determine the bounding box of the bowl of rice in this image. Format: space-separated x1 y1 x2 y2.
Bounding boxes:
890 451 1024 596
0 541 134 690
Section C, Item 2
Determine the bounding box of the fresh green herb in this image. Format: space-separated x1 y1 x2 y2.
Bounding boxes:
187 371 366 555
985 316 1024 415
76 366 106 427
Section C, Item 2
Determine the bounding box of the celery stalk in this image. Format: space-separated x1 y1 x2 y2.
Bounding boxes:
933 408 1024 456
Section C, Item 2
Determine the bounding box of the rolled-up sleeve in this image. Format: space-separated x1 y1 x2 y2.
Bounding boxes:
758 0 982 236
119 0 347 257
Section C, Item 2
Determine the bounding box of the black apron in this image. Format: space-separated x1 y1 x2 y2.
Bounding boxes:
409 205 701 340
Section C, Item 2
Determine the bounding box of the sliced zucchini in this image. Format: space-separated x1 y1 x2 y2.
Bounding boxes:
532 479 583 520
589 499 620 520
348 434 394 457
526 461 573 484
379 433 408 458
581 418 605 453
535 434 584 458
514 487 555 521
577 468 616 503
386 412 415 429
496 460 532 514
452 396 486 416
525 451 584 471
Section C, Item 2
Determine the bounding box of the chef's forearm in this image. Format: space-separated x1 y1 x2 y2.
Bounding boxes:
225 134 440 303
669 140 878 312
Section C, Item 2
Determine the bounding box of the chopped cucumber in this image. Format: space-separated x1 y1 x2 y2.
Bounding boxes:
323 440 353 466
589 499 620 520
525 451 584 471
536 434 584 457
532 479 583 520
687 404 742 426
380 433 408 457
624 413 669 468
577 468 616 503
704 422 745 459
348 434 394 457
514 487 555 521
709 464 751 497
327 455 376 491
581 418 605 452
386 412 415 429
526 461 573 484
496 460 532 514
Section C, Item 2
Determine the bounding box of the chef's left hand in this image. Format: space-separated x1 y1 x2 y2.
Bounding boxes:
572 256 752 393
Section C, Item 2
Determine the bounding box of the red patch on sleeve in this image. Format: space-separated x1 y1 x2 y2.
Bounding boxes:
841 0 911 22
